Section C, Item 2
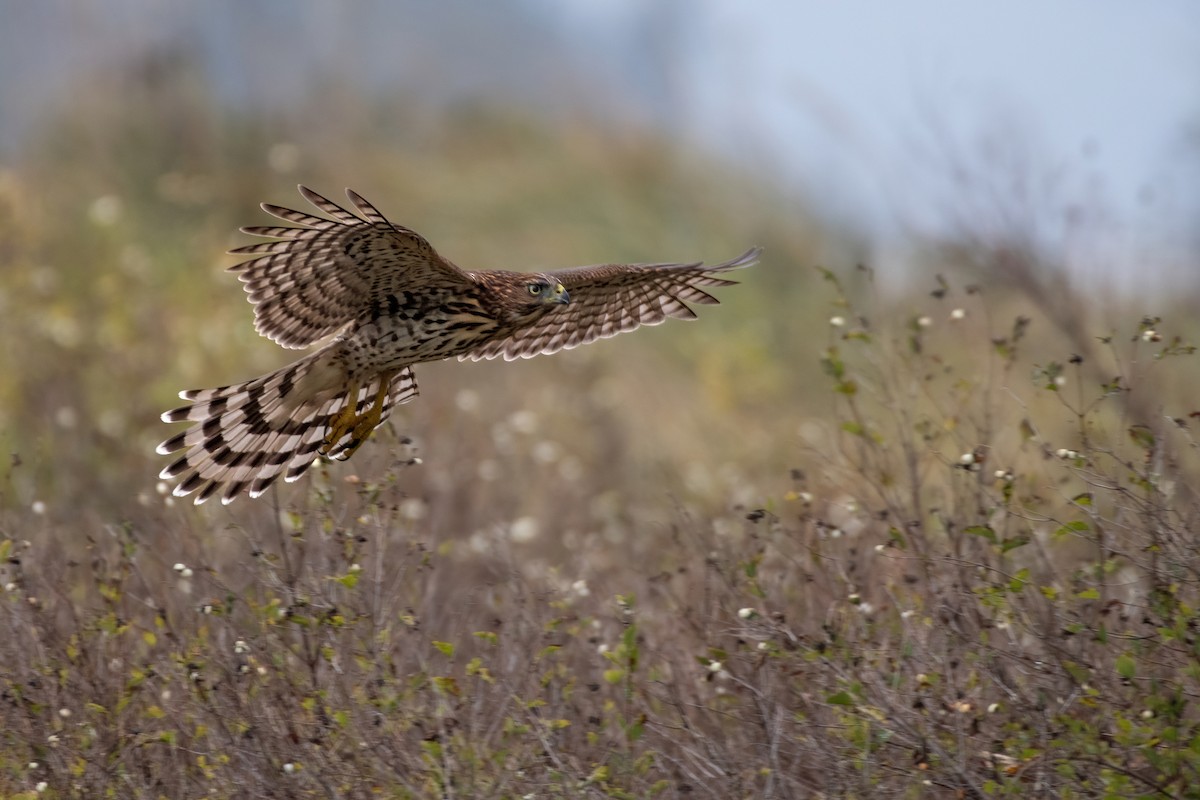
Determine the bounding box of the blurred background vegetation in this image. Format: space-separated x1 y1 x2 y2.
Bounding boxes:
0 1 1193 525
1 3 1199 797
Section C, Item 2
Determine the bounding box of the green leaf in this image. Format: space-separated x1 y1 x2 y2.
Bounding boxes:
821 349 845 380
1076 588 1100 600
1071 492 1093 507
587 765 610 784
1007 568 1030 593
999 536 1030 554
826 691 855 707
622 625 640 671
1063 661 1091 685
1116 653 1136 680
432 641 455 659
964 525 997 544
466 657 494 683
626 714 645 742
1128 425 1156 450
1053 520 1090 539
603 668 625 684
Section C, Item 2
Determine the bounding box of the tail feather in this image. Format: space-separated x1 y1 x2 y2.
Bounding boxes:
162 361 307 424
157 358 419 505
281 408 338 485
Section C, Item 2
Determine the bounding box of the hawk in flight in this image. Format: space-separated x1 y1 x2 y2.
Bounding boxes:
158 186 760 504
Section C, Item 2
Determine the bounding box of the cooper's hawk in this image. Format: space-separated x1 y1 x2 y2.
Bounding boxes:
157 186 760 504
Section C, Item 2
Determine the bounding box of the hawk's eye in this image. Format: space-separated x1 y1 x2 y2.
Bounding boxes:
527 283 544 296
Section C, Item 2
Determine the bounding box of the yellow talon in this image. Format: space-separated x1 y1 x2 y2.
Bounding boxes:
341 386 390 459
321 373 393 460
320 379 362 457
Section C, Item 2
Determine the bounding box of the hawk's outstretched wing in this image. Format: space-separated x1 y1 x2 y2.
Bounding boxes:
460 247 761 361
227 186 473 349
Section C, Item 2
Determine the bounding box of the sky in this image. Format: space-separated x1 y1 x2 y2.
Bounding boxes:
557 0 1199 288
3 1 1197 290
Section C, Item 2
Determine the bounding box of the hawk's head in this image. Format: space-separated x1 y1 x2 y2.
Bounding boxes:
474 270 571 320
520 274 570 307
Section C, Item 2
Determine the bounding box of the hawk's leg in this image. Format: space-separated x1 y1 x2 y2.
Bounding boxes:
323 372 395 461
320 379 362 457
341 373 395 460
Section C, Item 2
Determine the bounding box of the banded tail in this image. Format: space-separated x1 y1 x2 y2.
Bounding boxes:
157 352 418 505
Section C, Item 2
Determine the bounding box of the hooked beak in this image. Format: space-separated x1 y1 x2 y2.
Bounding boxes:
555 285 570 304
